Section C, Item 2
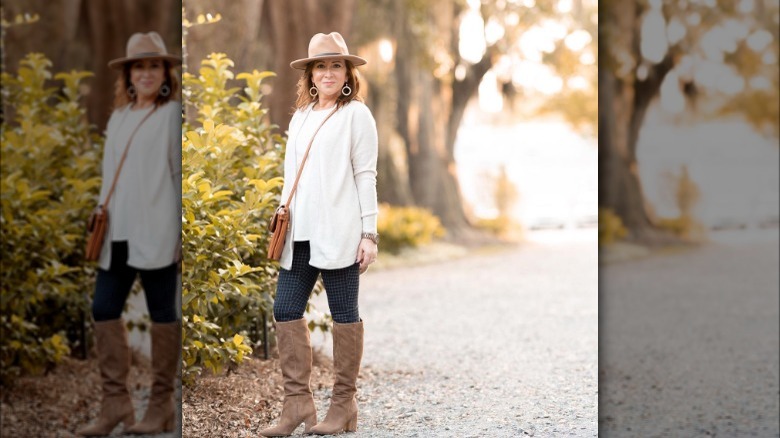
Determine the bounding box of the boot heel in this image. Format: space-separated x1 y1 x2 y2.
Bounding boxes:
303 413 317 433
345 413 358 432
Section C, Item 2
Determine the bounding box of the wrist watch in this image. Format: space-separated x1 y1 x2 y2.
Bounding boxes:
361 232 379 244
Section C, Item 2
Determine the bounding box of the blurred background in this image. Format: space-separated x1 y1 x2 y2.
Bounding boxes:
599 0 779 435
183 0 598 242
599 0 779 244
2 2 182 435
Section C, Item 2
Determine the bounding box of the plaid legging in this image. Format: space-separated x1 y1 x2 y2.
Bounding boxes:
273 241 360 324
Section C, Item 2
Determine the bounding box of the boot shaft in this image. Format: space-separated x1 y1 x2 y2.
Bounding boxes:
331 321 363 398
275 318 314 398
92 319 131 397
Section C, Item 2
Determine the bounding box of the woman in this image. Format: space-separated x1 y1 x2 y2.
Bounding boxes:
77 31 182 437
259 32 379 437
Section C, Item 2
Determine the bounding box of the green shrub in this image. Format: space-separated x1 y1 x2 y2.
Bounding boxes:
376 203 445 253
1 53 101 385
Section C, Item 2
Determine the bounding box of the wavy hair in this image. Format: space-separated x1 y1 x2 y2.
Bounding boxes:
293 60 363 113
112 60 180 110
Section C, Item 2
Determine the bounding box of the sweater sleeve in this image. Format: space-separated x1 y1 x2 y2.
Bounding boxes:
349 103 379 233
168 102 183 221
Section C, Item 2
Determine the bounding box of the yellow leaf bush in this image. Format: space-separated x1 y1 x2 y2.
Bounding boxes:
1 54 100 385
376 203 445 254
598 207 627 245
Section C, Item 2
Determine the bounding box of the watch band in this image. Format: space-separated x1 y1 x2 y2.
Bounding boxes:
361 232 379 244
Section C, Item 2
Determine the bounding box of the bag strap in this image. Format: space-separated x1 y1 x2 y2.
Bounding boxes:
283 106 338 209
101 105 158 208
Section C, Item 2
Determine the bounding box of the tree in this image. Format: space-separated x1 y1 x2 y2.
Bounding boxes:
599 0 779 239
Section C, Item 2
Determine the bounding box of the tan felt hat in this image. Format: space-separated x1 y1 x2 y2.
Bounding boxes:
108 31 182 69
290 32 366 70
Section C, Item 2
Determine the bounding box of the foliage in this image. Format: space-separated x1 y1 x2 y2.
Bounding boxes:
376 203 445 253
181 53 330 384
598 207 628 246
655 165 705 241
655 216 705 241
0 53 101 385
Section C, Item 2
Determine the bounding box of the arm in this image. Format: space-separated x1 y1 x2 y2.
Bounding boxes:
168 103 183 263
349 104 379 272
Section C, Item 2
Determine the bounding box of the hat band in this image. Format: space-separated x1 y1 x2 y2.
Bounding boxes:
130 51 168 57
313 52 345 57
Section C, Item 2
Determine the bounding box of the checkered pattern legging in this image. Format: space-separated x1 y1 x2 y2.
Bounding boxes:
273 241 360 324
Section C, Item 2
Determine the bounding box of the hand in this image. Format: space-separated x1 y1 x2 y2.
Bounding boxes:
356 238 378 274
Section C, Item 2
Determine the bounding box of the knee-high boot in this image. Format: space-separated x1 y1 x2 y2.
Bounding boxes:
259 318 317 437
309 321 363 435
76 319 136 436
126 321 180 435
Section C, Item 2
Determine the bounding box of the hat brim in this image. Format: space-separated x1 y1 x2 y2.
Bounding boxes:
108 54 183 69
290 54 367 70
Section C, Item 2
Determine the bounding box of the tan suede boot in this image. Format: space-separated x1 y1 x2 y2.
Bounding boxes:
310 321 363 435
259 318 317 437
77 319 136 436
126 321 180 435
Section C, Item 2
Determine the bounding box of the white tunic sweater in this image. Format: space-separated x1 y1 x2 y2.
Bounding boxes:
279 101 379 270
97 101 182 270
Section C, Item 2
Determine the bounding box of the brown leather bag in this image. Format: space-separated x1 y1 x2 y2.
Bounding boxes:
267 106 337 261
85 106 157 262
266 205 289 260
85 205 109 261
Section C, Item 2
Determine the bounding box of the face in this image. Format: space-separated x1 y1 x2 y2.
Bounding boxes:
311 59 347 99
129 58 165 101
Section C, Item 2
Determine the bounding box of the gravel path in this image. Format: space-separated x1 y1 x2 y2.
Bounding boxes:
599 229 780 437
309 233 598 437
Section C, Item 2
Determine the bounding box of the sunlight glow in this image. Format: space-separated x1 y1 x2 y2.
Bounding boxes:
579 51 595 65
641 10 668 63
379 39 394 63
746 29 772 52
564 30 592 52
478 70 504 113
738 0 755 14
512 61 563 95
763 51 778 65
666 18 687 45
557 0 572 13
660 70 685 114
485 17 505 45
567 75 589 90
459 10 487 63
519 26 553 62
723 18 750 41
749 76 771 90
692 60 745 95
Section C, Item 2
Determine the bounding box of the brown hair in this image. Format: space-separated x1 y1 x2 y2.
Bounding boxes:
293 60 363 113
112 60 180 110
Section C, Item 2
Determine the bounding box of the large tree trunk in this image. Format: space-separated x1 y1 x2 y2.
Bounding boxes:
263 0 355 133
364 75 414 206
394 0 472 232
598 0 673 240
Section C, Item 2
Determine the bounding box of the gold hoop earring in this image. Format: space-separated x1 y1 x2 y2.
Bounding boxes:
309 86 318 97
127 85 137 98
342 83 352 96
